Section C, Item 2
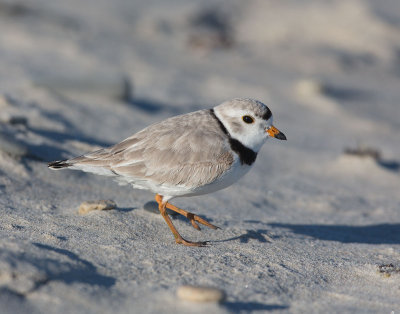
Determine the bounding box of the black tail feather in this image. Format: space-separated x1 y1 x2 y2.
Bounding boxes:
48 160 70 169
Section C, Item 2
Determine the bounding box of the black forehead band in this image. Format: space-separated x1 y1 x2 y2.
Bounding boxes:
260 108 272 121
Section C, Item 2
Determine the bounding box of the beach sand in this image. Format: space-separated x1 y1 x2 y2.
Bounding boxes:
1 0 400 313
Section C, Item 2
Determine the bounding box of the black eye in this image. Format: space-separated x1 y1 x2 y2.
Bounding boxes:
242 115 254 124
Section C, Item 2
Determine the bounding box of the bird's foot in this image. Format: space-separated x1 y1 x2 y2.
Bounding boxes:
176 237 209 247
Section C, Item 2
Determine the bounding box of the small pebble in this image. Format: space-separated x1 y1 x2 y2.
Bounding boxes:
78 200 117 215
177 285 226 303
143 201 177 216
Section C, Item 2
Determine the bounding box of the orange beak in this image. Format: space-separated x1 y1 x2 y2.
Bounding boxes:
267 126 287 140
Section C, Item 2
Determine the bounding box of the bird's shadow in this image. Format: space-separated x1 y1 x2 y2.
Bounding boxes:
269 223 400 244
214 229 272 244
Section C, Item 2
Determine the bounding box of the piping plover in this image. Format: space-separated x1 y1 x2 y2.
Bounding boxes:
49 98 286 246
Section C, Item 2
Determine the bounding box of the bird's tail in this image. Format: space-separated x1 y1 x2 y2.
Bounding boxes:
48 160 71 169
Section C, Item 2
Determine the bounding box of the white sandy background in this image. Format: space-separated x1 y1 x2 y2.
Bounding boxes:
1 0 400 313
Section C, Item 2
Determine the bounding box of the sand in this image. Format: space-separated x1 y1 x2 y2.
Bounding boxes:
1 0 400 313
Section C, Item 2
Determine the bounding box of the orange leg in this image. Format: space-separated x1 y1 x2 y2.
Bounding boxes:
165 202 219 231
155 194 209 247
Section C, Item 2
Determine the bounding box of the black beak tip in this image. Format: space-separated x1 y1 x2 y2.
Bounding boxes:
276 132 287 140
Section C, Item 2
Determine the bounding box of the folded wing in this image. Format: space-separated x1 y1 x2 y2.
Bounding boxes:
67 110 234 189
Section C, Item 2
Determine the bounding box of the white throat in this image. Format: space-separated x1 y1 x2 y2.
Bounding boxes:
213 107 268 153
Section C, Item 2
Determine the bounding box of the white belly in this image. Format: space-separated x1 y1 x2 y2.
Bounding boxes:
155 156 252 200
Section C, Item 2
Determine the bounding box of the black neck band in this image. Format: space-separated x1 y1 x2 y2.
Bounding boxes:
209 109 257 165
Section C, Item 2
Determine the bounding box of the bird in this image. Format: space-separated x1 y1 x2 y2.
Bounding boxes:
48 98 286 246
